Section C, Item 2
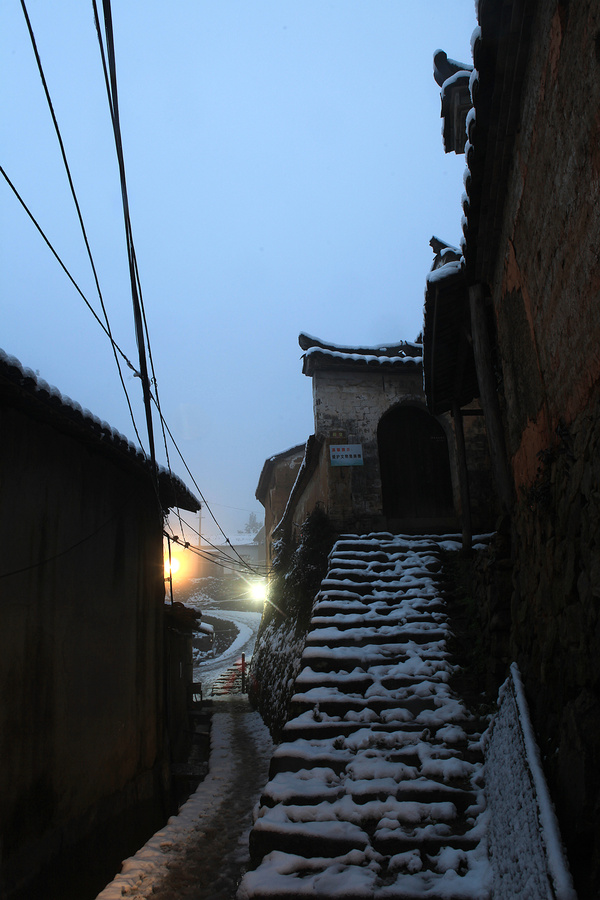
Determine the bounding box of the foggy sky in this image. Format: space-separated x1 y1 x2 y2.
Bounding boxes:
1 1 476 538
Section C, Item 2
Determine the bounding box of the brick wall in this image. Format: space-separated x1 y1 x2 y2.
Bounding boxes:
484 1 600 891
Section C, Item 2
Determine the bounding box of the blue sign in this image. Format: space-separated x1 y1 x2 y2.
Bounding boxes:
330 444 364 467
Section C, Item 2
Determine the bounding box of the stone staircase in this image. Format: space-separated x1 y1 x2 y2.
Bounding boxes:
238 534 491 900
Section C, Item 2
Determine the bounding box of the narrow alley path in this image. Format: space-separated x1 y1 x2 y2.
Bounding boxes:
97 691 273 900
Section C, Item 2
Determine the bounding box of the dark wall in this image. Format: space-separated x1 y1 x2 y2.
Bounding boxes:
0 404 168 895
483 1 600 891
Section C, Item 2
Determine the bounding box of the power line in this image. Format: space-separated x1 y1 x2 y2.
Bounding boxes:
93 0 158 480
10 4 265 576
19 0 145 452
0 166 133 375
156 409 264 576
166 521 269 576
164 528 268 577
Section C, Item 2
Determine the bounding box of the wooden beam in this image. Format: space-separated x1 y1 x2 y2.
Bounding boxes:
469 283 513 512
452 400 472 554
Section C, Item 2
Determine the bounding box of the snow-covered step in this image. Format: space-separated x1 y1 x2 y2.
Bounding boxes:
240 534 491 900
305 626 449 646
300 643 451 674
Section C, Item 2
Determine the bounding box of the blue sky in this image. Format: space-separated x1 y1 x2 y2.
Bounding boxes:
1 1 476 537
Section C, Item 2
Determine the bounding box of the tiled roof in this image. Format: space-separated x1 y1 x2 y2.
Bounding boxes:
0 348 200 512
461 1 537 282
299 333 422 377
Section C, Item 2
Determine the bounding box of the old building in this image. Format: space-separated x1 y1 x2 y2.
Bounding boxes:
256 443 305 569
259 332 496 547
424 0 600 891
0 350 199 897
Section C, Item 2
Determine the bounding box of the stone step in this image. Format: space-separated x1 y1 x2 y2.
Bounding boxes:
305 627 448 646
320 577 435 595
241 534 489 900
259 777 478 811
311 598 446 616
249 822 369 864
279 719 428 743
289 694 442 719
293 668 450 691
373 830 482 856
250 803 479 863
300 645 451 672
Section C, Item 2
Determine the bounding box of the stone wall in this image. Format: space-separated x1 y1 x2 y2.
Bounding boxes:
509 385 600 893
483 3 600 891
307 366 497 534
312 366 425 529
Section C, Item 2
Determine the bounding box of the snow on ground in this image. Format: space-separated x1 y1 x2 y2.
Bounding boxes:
96 699 273 900
95 600 268 900
484 663 577 900
192 604 263 692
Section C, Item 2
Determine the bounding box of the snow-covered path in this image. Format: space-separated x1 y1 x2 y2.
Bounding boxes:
95 601 270 900
96 695 273 900
194 607 263 693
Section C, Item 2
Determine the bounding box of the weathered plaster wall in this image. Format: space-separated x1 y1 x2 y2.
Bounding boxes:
263 448 304 567
288 443 329 542
0 405 168 894
485 1 600 891
308 367 496 534
311 366 425 530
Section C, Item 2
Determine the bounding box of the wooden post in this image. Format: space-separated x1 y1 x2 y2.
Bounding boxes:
452 401 472 554
469 284 513 512
241 652 246 693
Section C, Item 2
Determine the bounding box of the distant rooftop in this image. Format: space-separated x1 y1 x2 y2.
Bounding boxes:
299 333 422 377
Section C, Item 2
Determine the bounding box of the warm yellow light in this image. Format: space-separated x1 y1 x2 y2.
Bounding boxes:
250 582 267 602
164 556 181 577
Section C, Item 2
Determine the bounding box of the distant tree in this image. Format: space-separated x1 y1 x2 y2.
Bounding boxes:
244 511 259 534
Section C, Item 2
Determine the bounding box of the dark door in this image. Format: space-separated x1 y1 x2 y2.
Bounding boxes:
378 406 454 520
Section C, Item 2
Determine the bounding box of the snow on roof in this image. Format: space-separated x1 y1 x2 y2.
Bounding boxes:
304 347 421 366
266 443 306 464
202 532 262 548
425 259 464 285
256 443 306 505
0 348 199 511
299 333 422 375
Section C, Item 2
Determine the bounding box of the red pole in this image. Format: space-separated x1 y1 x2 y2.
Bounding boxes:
241 653 246 693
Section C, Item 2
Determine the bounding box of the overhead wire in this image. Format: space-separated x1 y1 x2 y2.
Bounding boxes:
165 518 270 576
91 0 204 541
92 0 158 481
156 408 265 576
163 526 267 577
11 2 267 578
0 166 135 380
18 0 145 453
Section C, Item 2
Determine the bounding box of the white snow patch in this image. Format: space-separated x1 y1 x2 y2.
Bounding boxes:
484 663 577 900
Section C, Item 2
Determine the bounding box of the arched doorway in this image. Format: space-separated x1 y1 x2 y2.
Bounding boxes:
378 406 455 527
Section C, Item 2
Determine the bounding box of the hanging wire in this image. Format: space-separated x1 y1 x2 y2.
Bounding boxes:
92 0 158 478
18 0 145 452
156 408 264 576
9 3 268 576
